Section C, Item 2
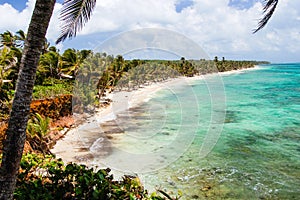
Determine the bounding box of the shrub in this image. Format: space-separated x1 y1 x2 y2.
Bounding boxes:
33 83 73 100
8 153 181 200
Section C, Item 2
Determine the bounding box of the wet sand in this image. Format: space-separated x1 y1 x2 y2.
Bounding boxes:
51 77 191 166
51 67 259 167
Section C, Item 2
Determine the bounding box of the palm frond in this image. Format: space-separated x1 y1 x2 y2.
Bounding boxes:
15 30 26 48
56 0 97 44
253 0 278 33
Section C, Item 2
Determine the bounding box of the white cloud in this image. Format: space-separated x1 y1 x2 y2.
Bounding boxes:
0 0 35 32
0 0 299 62
79 0 180 34
0 0 62 42
46 3 62 41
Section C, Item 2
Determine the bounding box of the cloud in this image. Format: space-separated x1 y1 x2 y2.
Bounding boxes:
77 0 180 34
0 0 62 41
46 2 62 41
0 0 299 62
0 0 35 32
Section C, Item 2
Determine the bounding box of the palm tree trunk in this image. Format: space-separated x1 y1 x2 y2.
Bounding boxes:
0 0 56 199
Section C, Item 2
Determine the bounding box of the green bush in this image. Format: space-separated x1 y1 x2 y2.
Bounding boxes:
10 153 181 200
33 78 73 99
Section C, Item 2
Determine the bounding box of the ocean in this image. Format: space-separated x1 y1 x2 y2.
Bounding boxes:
97 64 300 199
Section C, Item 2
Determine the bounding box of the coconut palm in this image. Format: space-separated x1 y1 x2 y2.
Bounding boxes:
0 0 97 199
38 50 61 79
0 30 26 49
0 31 15 49
0 47 18 105
0 0 277 199
108 55 126 86
0 1 56 198
0 44 21 105
0 30 25 85
0 47 18 86
60 48 91 78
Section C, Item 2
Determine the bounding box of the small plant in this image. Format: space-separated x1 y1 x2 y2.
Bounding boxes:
27 113 50 139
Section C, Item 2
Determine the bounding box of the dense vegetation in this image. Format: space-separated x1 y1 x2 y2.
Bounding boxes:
0 30 269 199
0 153 180 200
0 30 268 121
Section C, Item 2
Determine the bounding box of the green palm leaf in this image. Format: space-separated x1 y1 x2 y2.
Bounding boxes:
56 0 97 44
253 0 278 33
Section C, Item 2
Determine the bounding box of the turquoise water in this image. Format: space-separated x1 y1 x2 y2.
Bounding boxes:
101 64 300 199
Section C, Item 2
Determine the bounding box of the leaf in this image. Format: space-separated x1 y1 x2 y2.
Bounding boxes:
157 189 174 200
253 0 278 33
56 0 97 44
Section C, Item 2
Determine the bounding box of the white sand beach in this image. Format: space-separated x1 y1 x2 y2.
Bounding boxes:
51 66 260 167
51 76 192 165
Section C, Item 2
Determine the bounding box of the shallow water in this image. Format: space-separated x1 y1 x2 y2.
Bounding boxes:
95 64 300 199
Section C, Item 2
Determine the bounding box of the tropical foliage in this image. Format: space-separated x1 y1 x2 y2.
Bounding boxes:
0 28 270 145
79 54 267 99
0 153 180 199
0 1 56 199
0 30 23 120
0 0 277 197
26 113 51 154
0 29 269 198
0 32 269 117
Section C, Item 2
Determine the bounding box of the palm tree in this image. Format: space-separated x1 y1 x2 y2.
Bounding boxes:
0 0 277 199
108 55 126 86
38 49 61 79
59 48 91 78
0 47 18 86
0 0 97 199
0 1 56 199
0 30 25 86
0 30 26 49
0 31 15 48
0 47 18 105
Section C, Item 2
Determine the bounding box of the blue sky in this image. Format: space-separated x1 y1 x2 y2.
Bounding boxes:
175 0 194 13
0 0 63 10
0 0 300 63
228 0 260 9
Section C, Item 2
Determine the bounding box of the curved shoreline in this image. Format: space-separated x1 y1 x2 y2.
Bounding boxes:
51 66 261 167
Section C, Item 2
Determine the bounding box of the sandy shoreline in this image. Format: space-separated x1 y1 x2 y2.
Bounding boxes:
51 76 191 165
51 66 261 167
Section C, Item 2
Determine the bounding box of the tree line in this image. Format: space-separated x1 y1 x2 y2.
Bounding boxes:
0 29 269 117
0 0 278 198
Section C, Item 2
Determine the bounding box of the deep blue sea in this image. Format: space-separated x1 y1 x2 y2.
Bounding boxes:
100 64 300 199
